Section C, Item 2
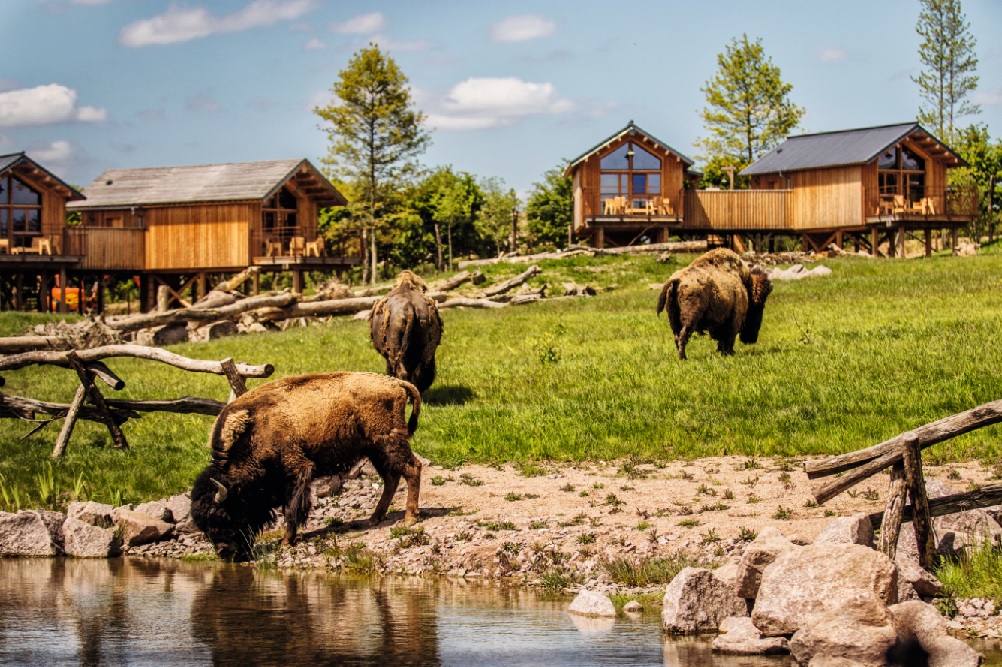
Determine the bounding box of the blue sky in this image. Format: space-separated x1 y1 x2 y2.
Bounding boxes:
2 0 1001 199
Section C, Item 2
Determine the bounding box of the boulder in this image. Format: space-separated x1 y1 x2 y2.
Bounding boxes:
567 589 616 618
662 567 747 634
63 516 119 558
0 511 60 556
67 501 115 528
752 543 897 637
622 600 643 613
35 510 66 550
894 555 943 601
814 513 874 548
735 526 796 598
711 616 789 655
136 322 189 346
888 600 983 667
134 500 174 523
112 508 174 547
190 320 237 342
165 494 198 534
788 597 897 667
807 658 867 667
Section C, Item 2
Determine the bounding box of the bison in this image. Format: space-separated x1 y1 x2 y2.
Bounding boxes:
369 270 443 393
191 371 422 561
656 248 773 360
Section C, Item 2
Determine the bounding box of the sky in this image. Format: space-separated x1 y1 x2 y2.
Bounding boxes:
2 0 1001 200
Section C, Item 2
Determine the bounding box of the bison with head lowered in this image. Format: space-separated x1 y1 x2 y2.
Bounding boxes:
369 270 443 393
191 372 422 561
656 248 773 360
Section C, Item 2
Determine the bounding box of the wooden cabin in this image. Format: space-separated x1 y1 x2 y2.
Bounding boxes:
726 122 974 255
564 122 701 248
67 158 358 310
0 152 85 312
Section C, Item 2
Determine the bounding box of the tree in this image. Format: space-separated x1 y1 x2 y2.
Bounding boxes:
314 43 431 283
697 34 804 182
525 165 572 250
913 0 980 142
951 124 1002 241
475 177 520 256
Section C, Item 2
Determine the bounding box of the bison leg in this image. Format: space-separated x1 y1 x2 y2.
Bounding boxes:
675 325 693 361
368 470 401 526
283 468 314 546
401 455 422 526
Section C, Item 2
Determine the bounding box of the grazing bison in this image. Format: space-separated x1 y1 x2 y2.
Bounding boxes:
191 372 422 561
369 270 443 393
656 248 773 360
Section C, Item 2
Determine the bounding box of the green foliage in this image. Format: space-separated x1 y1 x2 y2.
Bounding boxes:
525 164 572 250
951 124 1002 240
937 542 1002 600
476 176 520 256
913 0 980 140
604 553 709 587
697 34 804 170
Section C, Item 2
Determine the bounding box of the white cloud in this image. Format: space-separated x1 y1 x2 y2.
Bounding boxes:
490 15 555 42
331 12 385 34
816 46 847 63
303 37 325 50
0 84 107 127
972 89 1002 106
428 77 573 130
30 140 73 163
120 0 316 47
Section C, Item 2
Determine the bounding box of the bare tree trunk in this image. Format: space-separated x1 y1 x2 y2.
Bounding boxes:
434 223 443 271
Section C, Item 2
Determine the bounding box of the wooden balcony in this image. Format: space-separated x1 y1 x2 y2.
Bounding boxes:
65 227 147 271
865 186 978 226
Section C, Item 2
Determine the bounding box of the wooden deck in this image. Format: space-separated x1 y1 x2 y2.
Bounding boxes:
252 255 363 268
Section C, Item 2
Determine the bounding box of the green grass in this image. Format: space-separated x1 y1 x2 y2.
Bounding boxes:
937 543 1002 601
2 252 1002 509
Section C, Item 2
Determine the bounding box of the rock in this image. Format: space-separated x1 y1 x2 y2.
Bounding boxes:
0 511 60 556
567 589 616 618
113 508 174 547
895 555 943 601
165 494 199 535
353 309 371 321
35 510 66 550
662 567 747 634
711 616 789 655
134 500 174 523
807 658 867 667
190 320 237 342
136 322 189 346
935 506 1002 554
63 516 119 557
788 597 897 667
67 501 115 528
735 526 796 598
814 513 874 548
752 543 897 637
888 600 983 667
622 600 643 613
312 476 344 500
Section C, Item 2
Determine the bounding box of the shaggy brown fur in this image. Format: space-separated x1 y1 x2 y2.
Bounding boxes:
191 372 422 561
656 249 773 360
369 270 443 393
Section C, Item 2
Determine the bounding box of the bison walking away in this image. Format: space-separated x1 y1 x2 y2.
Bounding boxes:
191 372 422 561
370 270 443 393
656 248 773 360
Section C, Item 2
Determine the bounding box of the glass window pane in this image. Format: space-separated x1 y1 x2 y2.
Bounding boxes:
600 173 619 193
278 188 297 210
878 149 897 169
648 174 661 194
631 144 661 170
599 144 630 170
0 209 7 237
632 174 647 195
901 147 925 171
11 177 40 205
12 209 26 232
0 176 8 203
28 209 40 232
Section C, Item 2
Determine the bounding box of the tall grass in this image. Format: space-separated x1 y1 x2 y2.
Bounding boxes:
937 543 1002 600
1 252 1001 509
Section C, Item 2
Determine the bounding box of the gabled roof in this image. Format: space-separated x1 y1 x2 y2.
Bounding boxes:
741 122 966 176
564 121 697 176
0 152 84 200
68 158 346 209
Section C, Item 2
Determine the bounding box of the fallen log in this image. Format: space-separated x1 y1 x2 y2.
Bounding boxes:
868 483 1002 529
428 270 473 292
458 249 592 268
0 344 273 379
0 336 67 354
105 292 296 333
1 392 222 424
478 266 540 298
254 296 380 320
438 297 507 310
212 266 260 293
568 241 708 255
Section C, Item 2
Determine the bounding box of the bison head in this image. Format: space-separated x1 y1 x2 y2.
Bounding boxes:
739 266 773 345
191 465 276 561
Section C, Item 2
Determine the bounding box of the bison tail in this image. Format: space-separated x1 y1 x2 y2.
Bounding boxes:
656 279 677 317
403 380 421 435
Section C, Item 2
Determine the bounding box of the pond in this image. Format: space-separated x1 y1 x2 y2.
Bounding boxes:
0 558 997 666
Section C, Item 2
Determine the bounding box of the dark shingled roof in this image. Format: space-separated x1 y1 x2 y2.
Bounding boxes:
741 122 966 176
0 151 84 200
565 121 698 176
68 158 345 209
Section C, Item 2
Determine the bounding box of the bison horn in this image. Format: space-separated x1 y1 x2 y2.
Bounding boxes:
210 478 228 503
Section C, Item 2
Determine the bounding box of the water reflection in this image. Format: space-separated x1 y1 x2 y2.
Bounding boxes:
0 559 993 666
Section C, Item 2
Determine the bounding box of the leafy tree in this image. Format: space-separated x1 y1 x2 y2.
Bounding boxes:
410 167 483 270
475 177 520 256
951 124 1002 241
913 0 980 142
525 165 572 250
314 43 431 283
699 155 746 190
697 34 804 183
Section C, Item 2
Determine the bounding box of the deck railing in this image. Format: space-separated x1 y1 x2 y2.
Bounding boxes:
65 227 146 271
250 226 363 260
683 189 791 231
870 185 978 219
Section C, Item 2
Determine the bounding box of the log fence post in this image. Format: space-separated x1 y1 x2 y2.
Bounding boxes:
66 351 128 450
220 357 247 402
877 462 908 560
902 432 936 568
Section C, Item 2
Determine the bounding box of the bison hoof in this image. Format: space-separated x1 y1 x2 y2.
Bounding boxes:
402 514 419 527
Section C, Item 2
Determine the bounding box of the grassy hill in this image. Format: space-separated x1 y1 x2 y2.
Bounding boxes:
1 250 1001 510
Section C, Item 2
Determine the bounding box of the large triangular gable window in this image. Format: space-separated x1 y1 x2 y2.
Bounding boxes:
599 143 661 211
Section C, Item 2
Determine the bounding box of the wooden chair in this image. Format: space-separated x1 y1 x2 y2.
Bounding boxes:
290 236 306 257
0 239 7 255
34 237 52 255
304 237 325 257
920 197 937 215
265 238 282 257
891 195 907 214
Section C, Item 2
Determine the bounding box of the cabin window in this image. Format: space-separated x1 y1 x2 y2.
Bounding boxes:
262 186 300 250
598 142 662 211
0 175 43 247
877 143 926 202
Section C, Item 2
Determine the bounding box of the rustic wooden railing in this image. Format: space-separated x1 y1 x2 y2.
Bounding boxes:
806 398 1002 567
0 345 273 458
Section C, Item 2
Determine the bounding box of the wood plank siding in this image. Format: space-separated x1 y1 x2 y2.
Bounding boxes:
71 228 146 271
683 190 791 231
143 204 253 271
